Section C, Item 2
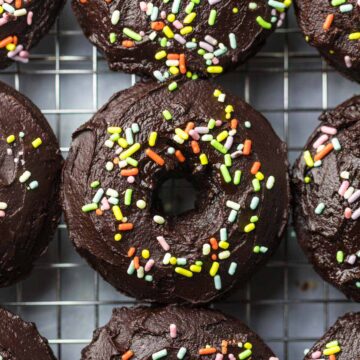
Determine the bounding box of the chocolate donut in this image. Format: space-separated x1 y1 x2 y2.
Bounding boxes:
304 313 360 360
81 305 278 360
0 306 56 359
0 80 62 287
292 96 360 301
294 0 360 83
72 0 290 79
0 0 65 69
62 79 290 304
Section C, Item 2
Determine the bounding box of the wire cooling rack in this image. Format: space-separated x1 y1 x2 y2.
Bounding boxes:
0 2 359 360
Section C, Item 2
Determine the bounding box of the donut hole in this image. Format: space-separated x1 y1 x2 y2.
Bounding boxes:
153 172 198 217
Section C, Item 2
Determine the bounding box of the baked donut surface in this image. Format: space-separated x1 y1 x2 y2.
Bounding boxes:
292 96 360 301
294 0 360 82
62 79 290 304
304 312 360 360
0 306 56 360
72 0 289 79
0 80 63 287
81 306 278 360
0 0 65 69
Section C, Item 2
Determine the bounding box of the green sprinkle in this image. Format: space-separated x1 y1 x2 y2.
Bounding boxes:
208 118 216 129
331 0 346 5
90 181 100 188
252 178 261 192
315 202 325 215
162 109 172 120
177 347 187 359
208 9 217 26
124 189 133 206
229 33 237 49
256 16 272 29
233 170 242 185
123 27 142 41
356 281 360 288
82 203 98 213
214 275 222 290
228 262 237 275
253 245 260 253
336 251 344 263
211 139 228 154
250 215 259 223
239 349 252 360
224 154 232 167
168 81 178 91
109 32 117 44
220 164 232 183
126 157 138 167
152 349 168 360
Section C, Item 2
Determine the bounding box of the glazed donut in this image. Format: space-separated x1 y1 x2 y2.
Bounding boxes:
292 96 360 301
0 0 65 69
62 79 290 304
72 0 290 79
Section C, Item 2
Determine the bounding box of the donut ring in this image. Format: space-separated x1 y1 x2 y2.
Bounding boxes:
62 79 290 304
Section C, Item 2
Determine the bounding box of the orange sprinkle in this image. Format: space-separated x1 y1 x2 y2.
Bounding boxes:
0 36 13 48
185 121 195 134
230 119 238 129
179 53 186 74
122 40 135 48
120 168 139 177
210 237 218 250
211 254 217 261
329 355 336 360
151 21 165 31
118 223 134 231
95 209 103 216
127 247 136 257
79 0 88 3
12 36 18 46
243 139 252 155
15 0 22 9
191 140 200 154
113 157 119 165
221 340 228 354
175 150 186 162
122 350 134 360
167 53 180 60
314 143 334 161
133 256 140 270
250 161 261 175
199 348 217 355
145 148 165 166
323 14 334 30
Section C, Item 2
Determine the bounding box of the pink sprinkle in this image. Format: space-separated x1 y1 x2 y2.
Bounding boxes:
311 350 322 359
160 11 166 19
338 180 350 196
19 50 29 59
13 56 29 63
169 324 177 338
189 129 200 141
157 236 170 251
312 134 328 149
139 2 147 11
0 17 8 26
348 189 360 204
100 197 110 211
127 176 135 183
344 55 352 68
0 210 5 218
27 11 33 25
215 120 222 127
230 150 242 159
139 31 145 36
228 355 236 360
194 126 209 134
344 207 352 219
144 259 155 272
174 34 186 45
212 57 220 65
215 354 223 360
269 358 280 360
7 44 23 58
199 41 214 53
347 254 356 265
321 125 337 135
351 207 360 220
173 20 183 29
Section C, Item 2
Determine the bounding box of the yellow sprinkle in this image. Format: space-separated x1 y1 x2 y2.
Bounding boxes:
244 223 255 233
175 267 193 277
31 137 43 149
112 206 123 221
180 26 193 35
169 66 180 75
232 7 239 13
216 130 229 142
108 126 122 134
142 249 150 259
183 12 196 24
207 66 223 74
323 346 341 356
209 261 220 277
284 0 292 6
119 143 141 160
303 150 314 167
219 241 229 249
213 89 222 97
199 153 208 165
114 234 122 241
149 132 158 147
6 43 15 51
6 135 15 144
244 343 253 350
0 6 3 14
349 32 360 40
170 256 177 265
190 264 202 272
118 138 128 148
167 13 176 22
155 50 167 60
163 26 174 38
225 105 234 113
255 171 265 181
175 128 189 140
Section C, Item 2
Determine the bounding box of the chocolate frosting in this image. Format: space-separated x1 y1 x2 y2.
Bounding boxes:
294 0 360 83
62 79 290 304
0 80 63 287
0 0 65 69
292 96 360 301
0 306 56 360
304 312 360 360
71 0 287 78
81 305 276 360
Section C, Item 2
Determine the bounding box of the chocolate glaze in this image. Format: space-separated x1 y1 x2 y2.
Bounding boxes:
294 0 360 83
304 312 360 360
292 96 360 302
81 305 276 360
0 306 56 360
72 0 286 78
0 80 63 287
62 79 290 304
0 0 65 69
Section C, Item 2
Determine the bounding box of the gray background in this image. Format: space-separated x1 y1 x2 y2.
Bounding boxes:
0 2 359 359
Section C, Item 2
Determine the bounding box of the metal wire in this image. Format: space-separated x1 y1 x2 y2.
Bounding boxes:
0 4 358 360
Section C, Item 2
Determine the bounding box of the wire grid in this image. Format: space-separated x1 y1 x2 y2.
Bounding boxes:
0 2 359 359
